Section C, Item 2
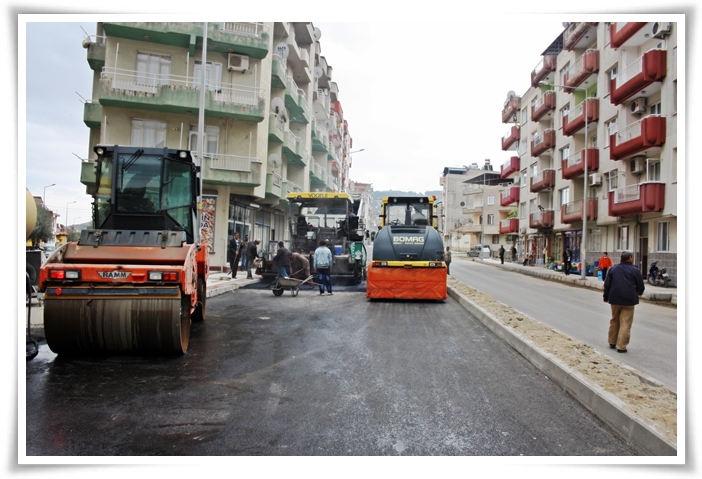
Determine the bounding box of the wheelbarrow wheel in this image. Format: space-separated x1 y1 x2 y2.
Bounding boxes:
273 287 284 296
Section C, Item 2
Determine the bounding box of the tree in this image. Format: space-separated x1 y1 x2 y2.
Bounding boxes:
28 206 53 247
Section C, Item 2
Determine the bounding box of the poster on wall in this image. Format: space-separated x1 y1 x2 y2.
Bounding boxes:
200 195 217 253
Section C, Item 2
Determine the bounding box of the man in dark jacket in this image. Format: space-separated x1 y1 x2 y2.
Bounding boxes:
273 241 290 278
245 239 260 279
603 251 645 353
227 232 243 278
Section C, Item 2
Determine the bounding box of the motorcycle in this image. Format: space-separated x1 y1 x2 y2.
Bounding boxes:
648 261 670 288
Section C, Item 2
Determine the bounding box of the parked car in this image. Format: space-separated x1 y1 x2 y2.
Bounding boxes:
43 244 56 259
467 245 491 258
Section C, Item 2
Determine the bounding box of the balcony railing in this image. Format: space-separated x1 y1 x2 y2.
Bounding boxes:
195 153 263 186
563 22 598 51
608 182 665 216
501 156 520 178
501 96 521 123
610 49 667 105
561 148 599 180
530 168 556 192
531 90 556 122
609 22 649 49
500 187 520 206
530 129 556 157
609 115 666 160
501 126 520 151
564 49 599 92
561 198 598 224
499 218 519 234
563 98 599 136
531 54 557 88
529 209 554 229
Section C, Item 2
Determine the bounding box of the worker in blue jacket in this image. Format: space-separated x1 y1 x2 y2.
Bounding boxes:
314 240 333 296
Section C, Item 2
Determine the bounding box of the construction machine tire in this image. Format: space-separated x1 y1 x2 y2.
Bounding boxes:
191 276 206 322
44 293 191 355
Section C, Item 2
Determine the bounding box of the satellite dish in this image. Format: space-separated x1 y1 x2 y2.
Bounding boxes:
562 22 570 28
315 66 324 78
323 118 333 129
275 43 289 60
268 153 282 169
271 97 285 113
313 27 322 41
507 90 516 99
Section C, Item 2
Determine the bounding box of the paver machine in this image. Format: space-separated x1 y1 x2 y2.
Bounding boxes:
39 145 208 355
366 196 447 300
261 192 367 284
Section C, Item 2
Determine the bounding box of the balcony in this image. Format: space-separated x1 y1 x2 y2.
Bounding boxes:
310 161 326 186
610 49 667 105
563 22 598 51
501 156 520 178
561 198 598 224
311 118 330 153
102 22 270 59
83 101 102 129
499 218 519 234
501 95 521 123
564 49 599 92
530 169 556 192
609 115 666 161
530 129 556 157
608 182 665 216
529 209 555 229
609 22 650 49
197 154 262 187
285 75 310 124
561 149 599 180
268 113 285 143
562 98 599 136
531 90 556 122
265 172 283 199
501 126 520 151
271 54 287 89
99 68 266 122
282 129 306 167
531 55 557 88
500 187 520 206
84 35 106 71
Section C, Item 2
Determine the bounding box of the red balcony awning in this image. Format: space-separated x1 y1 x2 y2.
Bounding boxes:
610 49 667 105
609 115 666 161
608 182 665 216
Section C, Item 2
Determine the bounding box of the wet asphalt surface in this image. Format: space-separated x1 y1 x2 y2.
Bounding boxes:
25 282 638 456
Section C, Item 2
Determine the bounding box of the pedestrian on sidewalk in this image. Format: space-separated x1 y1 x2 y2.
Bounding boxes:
245 238 260 279
511 245 517 263
598 252 613 281
240 235 249 272
445 246 452 275
603 251 645 353
227 232 243 278
498 245 505 264
563 248 572 275
314 240 333 295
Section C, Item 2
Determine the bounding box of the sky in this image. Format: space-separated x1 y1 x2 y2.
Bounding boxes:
8 2 698 476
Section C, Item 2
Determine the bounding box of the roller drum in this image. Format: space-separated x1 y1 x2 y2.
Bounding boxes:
44 293 191 355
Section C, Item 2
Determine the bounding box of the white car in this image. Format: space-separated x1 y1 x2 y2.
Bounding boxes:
467 245 491 258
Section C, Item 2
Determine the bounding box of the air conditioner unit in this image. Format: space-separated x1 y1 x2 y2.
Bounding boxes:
228 54 249 72
630 97 647 115
630 157 646 174
589 173 602 186
652 22 672 38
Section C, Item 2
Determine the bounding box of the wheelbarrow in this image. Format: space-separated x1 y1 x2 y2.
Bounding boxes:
271 275 315 296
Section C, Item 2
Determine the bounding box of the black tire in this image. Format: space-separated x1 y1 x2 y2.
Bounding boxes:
273 287 284 296
663 278 670 288
191 276 206 322
647 276 656 286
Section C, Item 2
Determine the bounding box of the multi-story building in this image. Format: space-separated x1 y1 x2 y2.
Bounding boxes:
499 21 677 283
80 22 358 272
440 161 515 254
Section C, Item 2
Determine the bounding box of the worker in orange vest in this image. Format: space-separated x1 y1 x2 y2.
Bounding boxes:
598 252 613 281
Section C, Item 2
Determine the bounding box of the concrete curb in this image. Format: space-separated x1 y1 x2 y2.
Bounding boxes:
448 285 677 456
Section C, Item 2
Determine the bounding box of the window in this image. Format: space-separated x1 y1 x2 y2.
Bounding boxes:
136 53 171 87
189 125 220 156
487 195 495 206
520 202 526 219
649 102 662 115
194 60 223 92
648 160 661 181
559 187 570 208
559 64 569 86
560 105 570 130
589 228 602 252
617 225 629 251
521 170 527 187
592 134 598 148
131 119 167 148
657 221 670 251
487 214 494 225
491 234 499 245
605 118 618 147
560 146 570 167
531 163 538 177
522 107 528 124
608 65 618 95
605 169 618 198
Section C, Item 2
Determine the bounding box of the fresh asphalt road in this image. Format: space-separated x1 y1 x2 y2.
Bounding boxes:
450 258 678 392
25 285 638 456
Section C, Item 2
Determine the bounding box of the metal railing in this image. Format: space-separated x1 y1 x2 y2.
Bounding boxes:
566 149 584 168
613 184 641 204
614 49 662 88
217 22 270 37
193 152 261 172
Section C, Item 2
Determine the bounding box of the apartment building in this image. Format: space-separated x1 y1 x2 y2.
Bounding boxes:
440 162 515 254
499 21 677 283
80 22 357 272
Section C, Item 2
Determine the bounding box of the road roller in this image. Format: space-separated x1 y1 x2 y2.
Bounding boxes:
366 196 447 300
39 145 208 355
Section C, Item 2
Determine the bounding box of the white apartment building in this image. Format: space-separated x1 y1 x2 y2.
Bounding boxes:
80 22 358 272
499 21 677 283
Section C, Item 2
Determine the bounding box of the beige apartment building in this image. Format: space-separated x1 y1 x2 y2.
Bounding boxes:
499 21 678 284
80 22 357 272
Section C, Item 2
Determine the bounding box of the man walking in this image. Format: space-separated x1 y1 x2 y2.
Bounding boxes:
314 240 333 296
245 238 260 279
227 232 243 278
444 246 452 275
563 248 572 275
498 245 505 264
603 251 645 353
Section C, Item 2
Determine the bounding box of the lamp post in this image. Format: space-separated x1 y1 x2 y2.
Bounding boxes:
540 81 591 281
43 183 55 205
66 201 76 229
349 149 365 154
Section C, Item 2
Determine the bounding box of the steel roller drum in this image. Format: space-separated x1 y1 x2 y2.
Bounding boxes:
44 289 191 355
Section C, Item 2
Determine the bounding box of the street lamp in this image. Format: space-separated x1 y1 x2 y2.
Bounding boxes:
43 183 55 205
349 149 365 154
540 81 591 281
66 201 77 228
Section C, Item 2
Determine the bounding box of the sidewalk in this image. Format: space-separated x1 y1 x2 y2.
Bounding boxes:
205 271 263 298
463 256 677 306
